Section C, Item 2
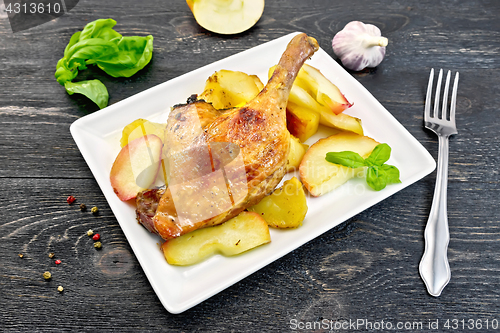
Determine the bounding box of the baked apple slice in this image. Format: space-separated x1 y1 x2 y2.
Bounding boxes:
299 132 379 196
161 211 270 265
319 110 363 136
288 85 363 135
296 64 353 115
286 102 320 143
110 134 163 201
269 64 360 135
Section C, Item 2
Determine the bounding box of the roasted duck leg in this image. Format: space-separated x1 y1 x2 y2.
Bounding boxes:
139 33 319 240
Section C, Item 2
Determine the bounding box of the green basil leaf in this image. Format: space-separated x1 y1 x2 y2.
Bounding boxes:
64 80 109 109
366 166 387 191
79 18 120 41
96 35 154 77
55 58 78 85
64 31 82 57
379 164 401 184
66 39 120 70
365 143 391 166
56 18 153 110
325 151 367 168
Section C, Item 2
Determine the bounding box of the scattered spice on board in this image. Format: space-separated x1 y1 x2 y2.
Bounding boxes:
67 195 76 205
80 203 87 211
55 259 61 265
92 233 100 241
87 229 94 237
18 253 23 258
94 241 102 249
43 271 52 280
48 252 55 259
57 286 64 292
91 206 99 215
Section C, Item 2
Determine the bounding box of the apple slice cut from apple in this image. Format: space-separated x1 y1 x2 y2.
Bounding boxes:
187 0 265 35
299 132 379 197
110 134 163 201
318 110 363 136
297 64 353 115
286 102 320 143
287 84 362 135
161 211 270 266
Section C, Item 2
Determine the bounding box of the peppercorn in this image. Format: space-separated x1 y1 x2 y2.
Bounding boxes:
57 286 64 292
18 253 23 258
67 195 76 205
91 206 99 214
43 271 52 280
79 203 87 211
48 252 55 258
94 241 102 249
86 229 94 237
55 259 61 265
92 233 100 241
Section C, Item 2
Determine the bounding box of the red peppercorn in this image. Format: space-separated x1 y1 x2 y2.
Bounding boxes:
92 233 100 241
55 259 61 265
67 195 76 205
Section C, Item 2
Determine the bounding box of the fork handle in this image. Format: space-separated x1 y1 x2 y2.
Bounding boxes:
419 135 452 297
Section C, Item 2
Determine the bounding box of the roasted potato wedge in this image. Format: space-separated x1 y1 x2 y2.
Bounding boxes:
299 132 379 197
287 135 309 172
198 69 264 109
161 211 270 266
120 118 166 148
248 177 308 229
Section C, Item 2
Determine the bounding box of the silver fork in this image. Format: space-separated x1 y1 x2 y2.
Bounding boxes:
419 68 459 297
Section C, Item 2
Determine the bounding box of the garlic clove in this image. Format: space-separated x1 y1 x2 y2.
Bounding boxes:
332 21 388 71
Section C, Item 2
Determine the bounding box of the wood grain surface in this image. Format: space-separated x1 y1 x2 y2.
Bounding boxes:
1 0 499 331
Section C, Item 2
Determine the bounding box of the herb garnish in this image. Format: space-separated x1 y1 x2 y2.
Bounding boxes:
325 143 401 191
55 18 153 109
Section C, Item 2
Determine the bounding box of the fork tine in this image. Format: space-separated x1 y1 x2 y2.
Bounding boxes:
450 72 459 123
425 68 434 121
441 70 451 120
433 69 443 118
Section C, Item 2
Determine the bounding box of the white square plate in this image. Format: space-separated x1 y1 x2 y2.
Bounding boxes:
70 32 435 314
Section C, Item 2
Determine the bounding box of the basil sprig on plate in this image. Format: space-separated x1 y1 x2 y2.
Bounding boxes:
325 143 401 191
55 18 153 109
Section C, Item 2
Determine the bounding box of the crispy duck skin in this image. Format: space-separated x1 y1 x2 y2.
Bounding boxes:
139 33 319 240
135 187 165 234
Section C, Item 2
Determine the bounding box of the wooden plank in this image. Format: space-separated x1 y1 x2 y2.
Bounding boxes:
1 0 500 329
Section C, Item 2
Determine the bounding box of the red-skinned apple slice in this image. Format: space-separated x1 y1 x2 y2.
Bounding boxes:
319 111 363 136
286 102 320 142
288 83 327 115
110 134 163 201
296 64 353 115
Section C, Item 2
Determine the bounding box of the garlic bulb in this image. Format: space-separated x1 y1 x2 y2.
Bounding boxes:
332 21 388 71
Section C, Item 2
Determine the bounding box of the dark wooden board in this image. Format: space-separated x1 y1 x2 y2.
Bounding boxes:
1 0 500 331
